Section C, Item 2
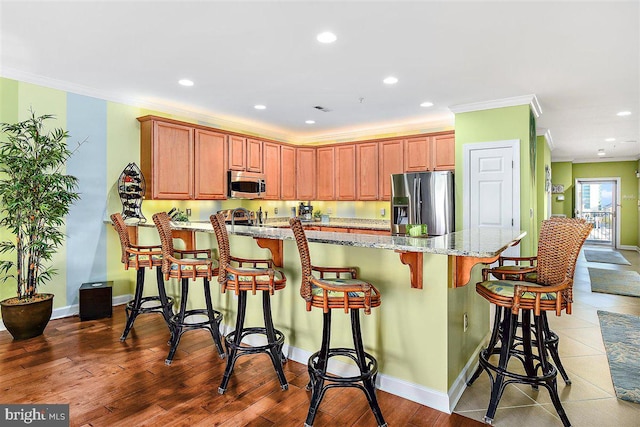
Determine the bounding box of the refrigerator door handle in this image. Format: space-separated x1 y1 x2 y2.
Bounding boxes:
412 177 418 223
417 177 423 223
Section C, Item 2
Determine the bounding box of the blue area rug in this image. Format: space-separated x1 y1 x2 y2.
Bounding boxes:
584 249 631 265
597 310 640 404
588 267 640 297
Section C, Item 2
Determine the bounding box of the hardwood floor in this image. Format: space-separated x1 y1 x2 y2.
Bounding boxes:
1 305 482 427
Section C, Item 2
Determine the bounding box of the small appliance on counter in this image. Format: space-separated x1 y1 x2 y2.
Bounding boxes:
298 202 313 222
218 208 256 225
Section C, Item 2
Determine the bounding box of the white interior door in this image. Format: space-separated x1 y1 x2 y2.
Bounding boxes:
463 140 520 255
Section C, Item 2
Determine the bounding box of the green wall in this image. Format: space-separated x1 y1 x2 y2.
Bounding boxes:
454 104 536 256
552 161 639 248
572 161 638 248
536 135 552 246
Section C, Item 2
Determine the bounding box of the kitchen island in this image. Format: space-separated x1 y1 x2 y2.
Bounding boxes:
131 221 524 413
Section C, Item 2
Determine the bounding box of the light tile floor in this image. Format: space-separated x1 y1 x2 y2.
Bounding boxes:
455 246 640 426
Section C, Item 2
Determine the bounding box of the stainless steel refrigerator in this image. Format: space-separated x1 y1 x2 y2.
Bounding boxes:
390 171 454 236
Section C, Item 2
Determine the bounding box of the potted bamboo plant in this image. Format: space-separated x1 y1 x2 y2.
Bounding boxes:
0 111 81 340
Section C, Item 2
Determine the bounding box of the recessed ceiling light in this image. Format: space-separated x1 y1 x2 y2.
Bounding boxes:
178 79 194 87
617 111 632 116
254 105 266 110
420 102 434 107
605 138 616 142
305 120 315 124
316 32 337 43
383 76 398 85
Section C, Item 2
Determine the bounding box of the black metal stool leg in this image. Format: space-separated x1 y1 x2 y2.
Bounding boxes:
203 278 225 357
120 268 145 341
351 309 386 427
534 315 571 427
262 291 288 390
468 306 504 386
484 312 517 424
219 291 247 394
305 311 332 427
541 312 571 385
155 266 173 334
520 310 539 390
166 278 189 365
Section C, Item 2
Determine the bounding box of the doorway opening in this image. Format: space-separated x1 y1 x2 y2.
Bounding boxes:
575 178 620 247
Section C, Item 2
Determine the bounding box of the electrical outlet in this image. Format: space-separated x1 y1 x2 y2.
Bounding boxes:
380 208 386 217
186 208 192 217
327 208 333 214
274 207 278 214
463 312 469 332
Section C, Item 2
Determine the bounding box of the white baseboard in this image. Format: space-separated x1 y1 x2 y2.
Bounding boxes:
618 245 638 251
0 294 133 332
446 334 490 413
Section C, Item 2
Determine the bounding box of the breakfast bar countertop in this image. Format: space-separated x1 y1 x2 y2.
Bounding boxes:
156 221 525 258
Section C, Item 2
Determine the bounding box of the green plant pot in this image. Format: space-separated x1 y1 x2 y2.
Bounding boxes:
0 293 54 340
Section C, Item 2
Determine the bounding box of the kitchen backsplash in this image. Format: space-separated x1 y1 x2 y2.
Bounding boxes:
135 199 390 222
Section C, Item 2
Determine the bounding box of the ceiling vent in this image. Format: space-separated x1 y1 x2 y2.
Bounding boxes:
314 106 332 113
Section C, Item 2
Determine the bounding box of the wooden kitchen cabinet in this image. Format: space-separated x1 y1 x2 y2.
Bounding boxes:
194 129 227 200
139 116 228 200
335 144 356 200
296 147 316 200
263 142 281 200
404 132 455 172
139 118 193 200
228 136 263 172
378 139 404 200
316 146 335 200
348 228 390 235
356 142 378 200
404 136 430 172
280 145 296 200
432 133 455 170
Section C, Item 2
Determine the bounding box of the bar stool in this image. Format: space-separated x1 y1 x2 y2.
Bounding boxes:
467 219 592 426
110 213 173 341
484 218 590 385
289 217 386 427
210 213 288 394
152 212 225 365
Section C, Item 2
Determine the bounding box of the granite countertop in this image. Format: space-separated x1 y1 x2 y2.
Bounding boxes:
160 221 525 258
266 217 390 231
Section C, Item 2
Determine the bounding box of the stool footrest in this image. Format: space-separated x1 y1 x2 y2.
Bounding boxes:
126 295 174 314
225 327 285 354
170 308 223 330
309 348 378 384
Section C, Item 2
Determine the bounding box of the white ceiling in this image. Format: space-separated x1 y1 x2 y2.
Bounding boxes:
1 1 638 162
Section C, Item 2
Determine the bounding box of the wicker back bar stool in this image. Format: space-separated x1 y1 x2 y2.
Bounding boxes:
210 213 288 394
289 217 386 427
110 213 173 341
485 217 591 385
152 212 224 365
467 218 592 426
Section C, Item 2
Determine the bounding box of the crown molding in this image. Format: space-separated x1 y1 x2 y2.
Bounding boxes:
570 156 640 164
2 68 458 145
537 127 554 151
296 114 455 145
449 94 542 118
0 67 298 143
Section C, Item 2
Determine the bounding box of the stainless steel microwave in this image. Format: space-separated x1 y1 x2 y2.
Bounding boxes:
228 170 266 199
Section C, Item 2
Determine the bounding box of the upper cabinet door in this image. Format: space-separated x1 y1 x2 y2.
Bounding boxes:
316 146 335 200
432 133 455 171
356 142 378 200
246 138 263 172
194 129 227 200
296 147 316 200
280 145 296 200
335 144 356 200
228 135 246 171
151 121 193 199
263 142 280 200
404 136 430 172
378 139 404 200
